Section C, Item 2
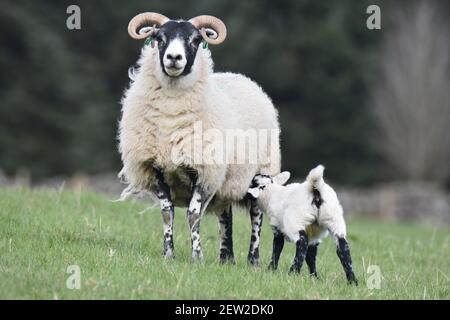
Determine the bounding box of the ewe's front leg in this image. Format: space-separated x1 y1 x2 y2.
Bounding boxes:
187 184 214 262
218 205 235 264
289 230 308 273
152 169 175 260
248 202 263 266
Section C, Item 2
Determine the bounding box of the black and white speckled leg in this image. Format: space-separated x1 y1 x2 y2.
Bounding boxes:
218 206 235 264
187 183 214 262
247 202 263 266
187 187 203 262
305 243 319 277
335 237 358 285
152 169 175 260
268 226 284 270
289 230 308 273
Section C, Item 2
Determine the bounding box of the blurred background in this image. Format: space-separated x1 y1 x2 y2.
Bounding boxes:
1 0 449 225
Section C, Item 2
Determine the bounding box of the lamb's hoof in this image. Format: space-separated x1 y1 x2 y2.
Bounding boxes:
347 274 359 286
309 271 318 278
267 262 278 271
219 253 236 265
288 266 300 274
247 255 260 267
191 250 204 263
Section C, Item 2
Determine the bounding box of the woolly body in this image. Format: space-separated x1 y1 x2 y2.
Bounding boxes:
119 44 281 212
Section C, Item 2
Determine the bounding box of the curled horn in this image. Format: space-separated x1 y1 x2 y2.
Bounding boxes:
189 15 227 45
128 12 170 40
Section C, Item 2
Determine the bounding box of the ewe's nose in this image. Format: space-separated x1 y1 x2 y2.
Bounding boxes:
166 53 183 61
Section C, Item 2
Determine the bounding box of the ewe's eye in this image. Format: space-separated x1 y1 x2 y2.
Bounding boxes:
156 35 165 46
190 35 203 47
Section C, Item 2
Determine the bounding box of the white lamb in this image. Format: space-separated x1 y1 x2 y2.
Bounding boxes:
247 165 358 285
118 12 281 263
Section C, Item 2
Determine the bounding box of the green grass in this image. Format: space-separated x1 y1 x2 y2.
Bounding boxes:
0 187 449 300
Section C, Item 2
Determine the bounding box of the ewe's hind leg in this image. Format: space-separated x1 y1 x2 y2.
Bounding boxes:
268 227 284 270
247 202 263 266
305 243 319 277
289 230 308 273
218 205 235 264
152 169 175 259
187 184 214 262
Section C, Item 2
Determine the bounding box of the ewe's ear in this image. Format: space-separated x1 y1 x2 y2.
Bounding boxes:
273 171 290 185
248 187 260 198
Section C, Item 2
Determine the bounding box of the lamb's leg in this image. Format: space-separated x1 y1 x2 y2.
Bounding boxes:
268 226 284 270
218 205 235 264
247 202 263 266
335 236 358 285
305 243 319 277
323 215 358 285
187 184 213 262
152 169 175 260
289 230 308 273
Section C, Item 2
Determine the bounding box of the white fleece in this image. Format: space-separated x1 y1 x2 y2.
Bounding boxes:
118 44 281 212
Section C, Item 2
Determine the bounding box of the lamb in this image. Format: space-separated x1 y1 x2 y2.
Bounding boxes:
247 165 358 285
118 12 281 264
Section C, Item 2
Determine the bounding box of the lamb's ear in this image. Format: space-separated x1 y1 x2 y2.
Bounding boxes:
247 187 261 198
273 171 290 185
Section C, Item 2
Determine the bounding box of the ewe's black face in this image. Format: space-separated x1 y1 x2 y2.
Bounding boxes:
154 21 203 78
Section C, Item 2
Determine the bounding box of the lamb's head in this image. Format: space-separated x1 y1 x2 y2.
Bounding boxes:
247 172 291 199
128 12 226 78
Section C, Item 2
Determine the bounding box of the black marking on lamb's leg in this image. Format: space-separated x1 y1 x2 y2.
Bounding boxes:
336 237 358 286
247 202 263 266
289 230 308 273
306 243 319 277
268 227 284 270
152 169 175 259
218 206 235 264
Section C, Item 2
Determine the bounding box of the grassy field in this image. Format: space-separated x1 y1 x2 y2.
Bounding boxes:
0 187 449 300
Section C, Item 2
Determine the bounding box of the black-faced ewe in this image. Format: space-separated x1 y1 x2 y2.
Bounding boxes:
118 12 281 264
247 165 358 285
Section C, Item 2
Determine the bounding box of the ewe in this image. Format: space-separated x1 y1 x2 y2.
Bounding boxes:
118 12 281 263
247 165 358 285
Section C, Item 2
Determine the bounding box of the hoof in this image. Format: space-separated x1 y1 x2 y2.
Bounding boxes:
247 255 260 267
267 263 278 271
163 250 174 260
288 266 300 274
347 275 359 286
219 254 236 265
191 250 204 263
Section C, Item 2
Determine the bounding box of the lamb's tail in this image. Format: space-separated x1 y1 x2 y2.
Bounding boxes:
306 165 325 189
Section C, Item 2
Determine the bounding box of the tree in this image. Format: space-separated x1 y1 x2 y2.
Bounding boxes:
371 1 450 183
